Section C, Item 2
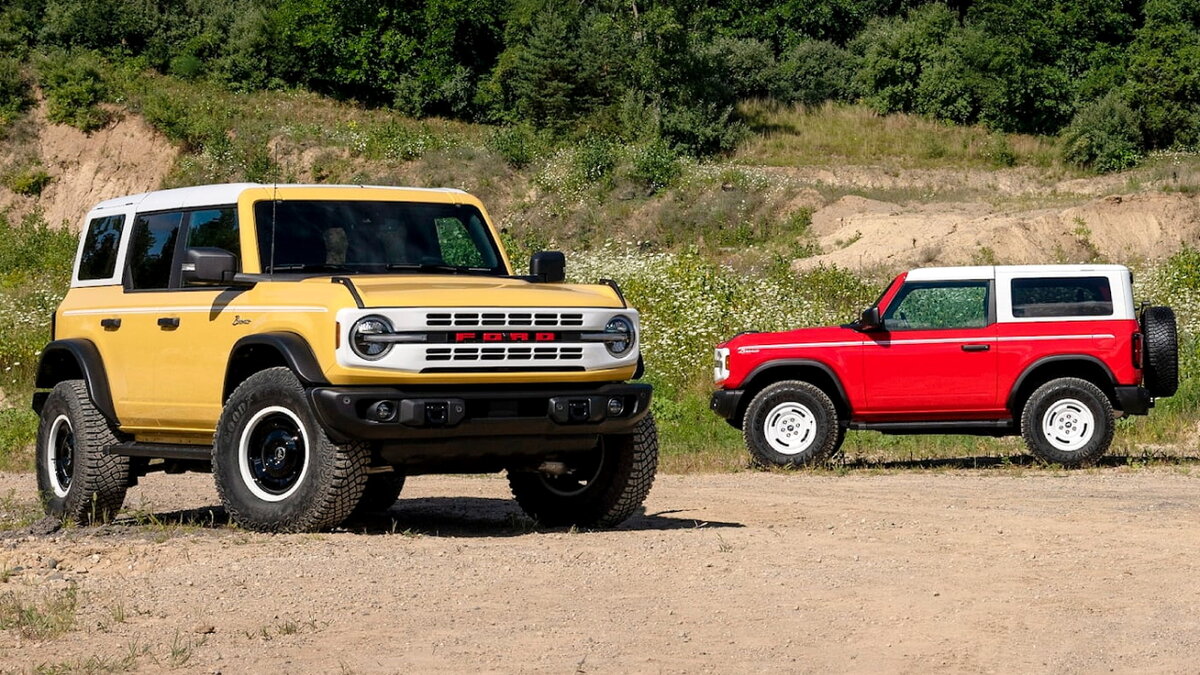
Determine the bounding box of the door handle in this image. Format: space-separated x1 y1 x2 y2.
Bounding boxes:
961 344 990 352
100 318 121 330
157 317 180 329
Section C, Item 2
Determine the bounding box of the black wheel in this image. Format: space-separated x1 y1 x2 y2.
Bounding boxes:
1141 306 1178 397
508 413 658 528
35 380 129 524
1021 377 1114 468
742 380 840 468
213 367 368 533
349 472 406 517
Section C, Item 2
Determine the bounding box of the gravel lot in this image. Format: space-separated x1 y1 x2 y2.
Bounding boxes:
1 468 1198 673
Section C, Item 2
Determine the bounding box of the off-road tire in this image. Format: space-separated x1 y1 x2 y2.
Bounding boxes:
1141 306 1178 397
1021 377 1114 468
350 472 407 517
213 367 369 533
743 380 840 468
35 380 130 524
508 413 658 528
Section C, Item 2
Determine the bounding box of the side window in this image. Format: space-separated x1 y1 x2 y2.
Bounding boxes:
1011 277 1113 317
183 207 239 287
883 281 990 330
127 211 184 290
77 214 125 280
435 217 486 268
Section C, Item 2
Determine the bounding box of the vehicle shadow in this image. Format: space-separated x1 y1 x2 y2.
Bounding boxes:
835 453 1200 470
114 497 743 538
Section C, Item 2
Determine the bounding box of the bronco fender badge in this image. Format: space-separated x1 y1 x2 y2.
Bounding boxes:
232 315 251 326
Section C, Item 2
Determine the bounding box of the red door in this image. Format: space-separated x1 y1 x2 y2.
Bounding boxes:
860 280 999 417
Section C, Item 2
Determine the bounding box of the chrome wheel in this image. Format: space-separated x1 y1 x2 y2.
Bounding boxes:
238 406 310 502
1041 398 1095 452
763 402 818 456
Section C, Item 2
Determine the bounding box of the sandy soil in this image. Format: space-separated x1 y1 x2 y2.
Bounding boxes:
1 469 1198 673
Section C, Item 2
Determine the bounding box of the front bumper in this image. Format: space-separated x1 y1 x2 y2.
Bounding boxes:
710 389 744 421
1115 386 1153 416
309 383 652 444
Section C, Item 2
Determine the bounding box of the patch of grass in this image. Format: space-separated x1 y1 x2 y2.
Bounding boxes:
0 585 78 640
735 100 1063 171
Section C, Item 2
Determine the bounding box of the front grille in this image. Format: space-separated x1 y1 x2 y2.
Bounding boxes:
425 312 585 328
425 346 585 362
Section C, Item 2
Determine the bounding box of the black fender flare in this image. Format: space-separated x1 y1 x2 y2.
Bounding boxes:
740 358 852 417
224 332 328 399
34 339 119 423
1005 354 1117 412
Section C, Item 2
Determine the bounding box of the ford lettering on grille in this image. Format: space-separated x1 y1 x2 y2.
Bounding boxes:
453 331 559 343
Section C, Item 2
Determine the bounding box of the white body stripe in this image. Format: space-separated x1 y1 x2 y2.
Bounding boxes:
62 306 328 316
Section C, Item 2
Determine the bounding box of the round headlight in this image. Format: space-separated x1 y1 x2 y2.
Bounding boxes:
604 316 635 356
350 315 394 360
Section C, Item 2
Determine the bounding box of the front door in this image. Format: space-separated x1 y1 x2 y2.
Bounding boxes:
860 279 999 417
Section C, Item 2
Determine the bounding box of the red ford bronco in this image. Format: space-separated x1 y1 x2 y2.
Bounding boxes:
711 265 1178 468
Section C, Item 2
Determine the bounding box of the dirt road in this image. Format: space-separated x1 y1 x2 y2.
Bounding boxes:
1 468 1198 673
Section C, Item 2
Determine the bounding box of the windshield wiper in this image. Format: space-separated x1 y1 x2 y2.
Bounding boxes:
385 263 496 274
267 263 358 273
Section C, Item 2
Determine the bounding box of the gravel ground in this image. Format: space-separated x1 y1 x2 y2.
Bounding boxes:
0 468 1199 673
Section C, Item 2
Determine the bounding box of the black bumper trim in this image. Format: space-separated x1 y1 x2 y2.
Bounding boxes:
309 383 652 442
710 389 744 420
1115 386 1153 416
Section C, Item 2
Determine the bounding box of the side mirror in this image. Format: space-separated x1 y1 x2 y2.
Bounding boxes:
182 247 239 285
529 251 565 283
859 306 882 331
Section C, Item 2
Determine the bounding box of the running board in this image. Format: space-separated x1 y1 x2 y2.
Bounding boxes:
849 420 1014 437
107 442 212 461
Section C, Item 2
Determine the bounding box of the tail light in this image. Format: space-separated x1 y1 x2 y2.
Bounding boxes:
1132 332 1144 370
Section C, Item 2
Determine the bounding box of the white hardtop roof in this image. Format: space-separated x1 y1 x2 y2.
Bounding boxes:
89 183 469 213
906 264 1130 281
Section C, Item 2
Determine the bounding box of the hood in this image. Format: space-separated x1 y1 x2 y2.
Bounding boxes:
327 275 626 309
726 325 863 353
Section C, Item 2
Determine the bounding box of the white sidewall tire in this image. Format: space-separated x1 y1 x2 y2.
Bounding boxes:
46 414 73 498
237 405 311 503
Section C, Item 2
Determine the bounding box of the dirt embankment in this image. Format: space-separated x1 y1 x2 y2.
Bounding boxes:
1 470 1199 673
0 102 177 230
798 191 1200 273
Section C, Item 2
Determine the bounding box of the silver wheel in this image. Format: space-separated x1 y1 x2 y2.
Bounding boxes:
1040 398 1095 452
46 414 74 498
763 402 818 456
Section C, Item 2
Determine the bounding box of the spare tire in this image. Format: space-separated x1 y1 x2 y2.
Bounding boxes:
1141 306 1178 397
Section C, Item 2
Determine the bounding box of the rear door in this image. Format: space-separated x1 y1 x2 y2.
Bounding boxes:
860 279 999 416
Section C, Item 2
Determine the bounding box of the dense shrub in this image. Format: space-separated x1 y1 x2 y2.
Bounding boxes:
1060 92 1143 173
0 57 33 126
36 49 109 131
776 40 856 106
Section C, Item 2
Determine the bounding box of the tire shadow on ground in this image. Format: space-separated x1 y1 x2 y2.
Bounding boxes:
81 497 743 538
834 453 1200 470
345 497 744 537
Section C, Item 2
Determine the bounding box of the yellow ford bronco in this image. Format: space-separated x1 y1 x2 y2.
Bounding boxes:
33 184 656 532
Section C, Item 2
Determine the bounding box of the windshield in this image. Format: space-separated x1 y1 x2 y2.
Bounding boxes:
254 200 505 275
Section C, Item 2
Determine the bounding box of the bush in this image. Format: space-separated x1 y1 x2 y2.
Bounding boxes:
0 57 33 126
3 164 52 196
776 40 856 106
487 124 544 169
36 50 110 131
628 139 682 193
1060 92 1143 173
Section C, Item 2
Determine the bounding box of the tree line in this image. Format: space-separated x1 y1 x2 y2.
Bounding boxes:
1 0 1198 171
